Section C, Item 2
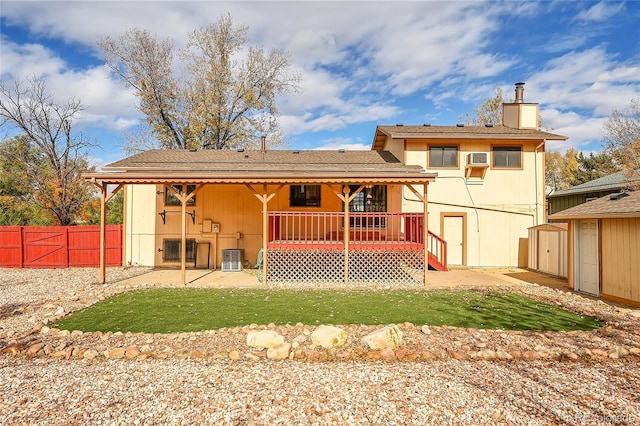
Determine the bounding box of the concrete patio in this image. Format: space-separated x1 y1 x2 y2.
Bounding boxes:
112 266 572 291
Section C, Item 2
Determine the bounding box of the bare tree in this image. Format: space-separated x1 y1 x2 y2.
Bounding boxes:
464 87 506 126
0 77 95 225
602 98 640 182
99 13 299 152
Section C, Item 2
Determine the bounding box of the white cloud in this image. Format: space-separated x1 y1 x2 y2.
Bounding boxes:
312 138 369 151
575 1 624 22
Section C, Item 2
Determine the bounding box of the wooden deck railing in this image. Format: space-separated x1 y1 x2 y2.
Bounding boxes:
267 212 447 270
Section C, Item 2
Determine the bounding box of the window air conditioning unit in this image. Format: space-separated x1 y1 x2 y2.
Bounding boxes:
468 152 488 166
222 249 244 272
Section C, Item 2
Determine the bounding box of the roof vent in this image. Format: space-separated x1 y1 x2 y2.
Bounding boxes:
456 123 464 127
189 148 197 152
237 148 245 152
610 192 629 200
293 150 300 154
396 123 404 127
423 123 431 127
485 123 494 127
338 149 345 153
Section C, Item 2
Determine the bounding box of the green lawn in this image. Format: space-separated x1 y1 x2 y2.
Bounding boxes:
51 288 602 333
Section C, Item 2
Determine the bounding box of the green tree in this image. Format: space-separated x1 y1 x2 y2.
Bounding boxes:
82 190 124 225
0 77 96 225
0 136 55 225
602 98 640 180
99 13 299 153
573 151 619 185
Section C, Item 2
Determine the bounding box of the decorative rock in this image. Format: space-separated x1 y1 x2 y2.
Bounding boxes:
496 350 513 360
361 325 403 350
590 348 608 357
244 353 260 361
27 343 43 356
267 342 292 360
40 326 50 335
311 325 347 349
420 325 431 335
125 346 141 359
83 349 99 360
379 348 396 360
477 349 496 360
448 350 468 360
246 330 285 349
629 347 640 355
105 348 125 359
228 350 241 360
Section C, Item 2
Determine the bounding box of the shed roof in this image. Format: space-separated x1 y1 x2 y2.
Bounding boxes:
85 149 437 185
549 190 640 219
548 170 640 198
372 125 567 150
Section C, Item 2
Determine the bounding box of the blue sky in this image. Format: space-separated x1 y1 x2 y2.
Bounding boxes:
1 1 639 168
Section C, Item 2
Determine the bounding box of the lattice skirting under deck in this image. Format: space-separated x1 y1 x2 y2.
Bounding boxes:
267 248 424 286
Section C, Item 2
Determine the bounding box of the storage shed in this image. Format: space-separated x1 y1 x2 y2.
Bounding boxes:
527 223 568 278
549 191 640 307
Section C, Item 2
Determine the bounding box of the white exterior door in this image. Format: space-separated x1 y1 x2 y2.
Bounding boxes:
444 216 464 265
577 220 598 295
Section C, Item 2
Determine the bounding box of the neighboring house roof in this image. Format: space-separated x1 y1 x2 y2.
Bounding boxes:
548 171 640 198
549 190 640 219
372 125 567 150
86 149 436 185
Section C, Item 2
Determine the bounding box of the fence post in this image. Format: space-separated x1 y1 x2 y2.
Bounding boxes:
19 226 24 268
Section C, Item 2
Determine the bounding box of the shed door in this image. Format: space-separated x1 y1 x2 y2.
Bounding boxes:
444 216 464 265
577 220 598 295
538 231 560 276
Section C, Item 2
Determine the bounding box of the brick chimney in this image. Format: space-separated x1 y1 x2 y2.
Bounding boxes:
502 82 539 129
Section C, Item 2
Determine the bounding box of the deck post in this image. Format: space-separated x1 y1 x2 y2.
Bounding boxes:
181 184 188 286
246 184 282 286
261 185 269 286
99 183 107 284
423 183 429 287
343 186 350 286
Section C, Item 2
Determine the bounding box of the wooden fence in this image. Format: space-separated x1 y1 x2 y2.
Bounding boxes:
0 225 122 268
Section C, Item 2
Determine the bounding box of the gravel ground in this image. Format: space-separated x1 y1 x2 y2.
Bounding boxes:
1 267 640 425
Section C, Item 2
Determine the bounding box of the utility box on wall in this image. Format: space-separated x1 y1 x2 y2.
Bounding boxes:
222 249 244 272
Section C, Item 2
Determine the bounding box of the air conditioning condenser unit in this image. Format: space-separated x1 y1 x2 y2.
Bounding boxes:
222 249 244 272
467 152 488 166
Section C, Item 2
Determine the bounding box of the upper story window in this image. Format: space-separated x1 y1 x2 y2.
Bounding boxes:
429 146 458 168
492 146 522 169
165 184 196 206
290 185 321 207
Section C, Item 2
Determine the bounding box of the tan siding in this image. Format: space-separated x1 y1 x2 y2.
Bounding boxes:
601 218 640 303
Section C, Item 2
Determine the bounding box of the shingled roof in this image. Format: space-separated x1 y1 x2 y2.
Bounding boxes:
549 190 640 219
372 125 567 150
104 149 406 172
548 171 640 198
86 149 436 185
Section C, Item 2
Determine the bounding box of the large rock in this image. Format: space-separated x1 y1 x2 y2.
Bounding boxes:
267 342 292 360
311 325 347 349
361 325 403 350
246 330 285 349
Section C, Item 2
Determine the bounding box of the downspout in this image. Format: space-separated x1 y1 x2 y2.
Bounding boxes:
534 140 546 226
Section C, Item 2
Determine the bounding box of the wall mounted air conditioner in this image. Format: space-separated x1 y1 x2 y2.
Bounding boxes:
222 249 244 272
467 152 489 166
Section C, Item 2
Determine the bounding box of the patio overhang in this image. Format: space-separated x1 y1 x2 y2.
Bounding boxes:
84 149 437 287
